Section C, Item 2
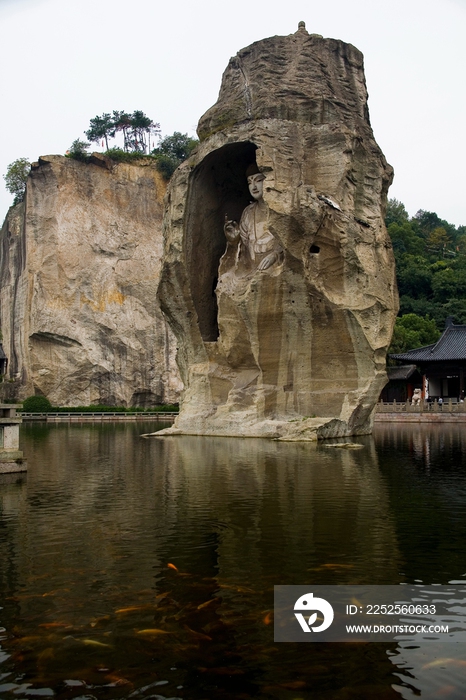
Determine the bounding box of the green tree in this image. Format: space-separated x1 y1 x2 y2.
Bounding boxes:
388 221 425 257
85 113 114 150
3 157 31 203
112 110 159 153
432 267 466 303
426 226 454 258
129 110 160 153
397 255 433 299
389 314 440 355
152 132 198 179
155 132 198 161
22 395 53 412
385 198 409 227
67 139 90 162
385 198 466 333
112 111 132 151
415 209 457 242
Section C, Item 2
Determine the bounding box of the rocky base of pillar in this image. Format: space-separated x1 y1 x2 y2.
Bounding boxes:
144 412 374 441
0 452 27 473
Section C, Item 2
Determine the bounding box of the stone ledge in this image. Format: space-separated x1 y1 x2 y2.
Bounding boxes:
0 450 24 459
0 460 27 473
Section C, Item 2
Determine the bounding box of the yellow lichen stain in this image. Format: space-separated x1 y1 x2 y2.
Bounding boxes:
153 169 167 204
80 288 126 312
45 296 73 310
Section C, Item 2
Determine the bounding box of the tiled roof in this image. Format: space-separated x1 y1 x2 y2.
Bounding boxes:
390 324 466 362
387 364 419 381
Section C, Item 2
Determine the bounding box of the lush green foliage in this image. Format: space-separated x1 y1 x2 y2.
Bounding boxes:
389 314 440 356
387 199 466 353
103 148 155 163
85 113 114 150
152 132 198 179
69 112 196 178
3 157 31 203
154 132 198 161
67 139 91 162
155 154 181 180
84 110 160 154
22 395 53 412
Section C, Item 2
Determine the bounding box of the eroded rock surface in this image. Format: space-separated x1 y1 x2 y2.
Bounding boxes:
0 155 182 406
157 25 398 439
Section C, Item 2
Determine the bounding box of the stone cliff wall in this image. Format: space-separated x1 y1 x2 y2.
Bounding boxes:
0 154 182 406
157 25 398 439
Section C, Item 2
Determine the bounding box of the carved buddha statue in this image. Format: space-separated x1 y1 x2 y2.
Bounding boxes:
224 165 283 271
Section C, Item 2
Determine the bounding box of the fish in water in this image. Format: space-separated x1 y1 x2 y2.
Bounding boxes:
82 638 112 648
321 563 354 569
136 629 172 636
219 584 256 594
183 625 212 642
89 615 112 627
115 605 157 614
104 673 132 687
42 589 70 597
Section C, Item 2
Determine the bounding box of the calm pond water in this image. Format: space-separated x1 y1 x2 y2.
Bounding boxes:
1 421 466 699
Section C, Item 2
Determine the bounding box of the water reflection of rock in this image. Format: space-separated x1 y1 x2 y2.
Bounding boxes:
160 435 401 585
0 425 407 698
4 428 402 609
0 472 27 592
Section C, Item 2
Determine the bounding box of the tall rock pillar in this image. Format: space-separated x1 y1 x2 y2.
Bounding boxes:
157 24 398 440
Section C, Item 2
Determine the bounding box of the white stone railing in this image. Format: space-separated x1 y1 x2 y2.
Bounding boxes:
20 411 178 421
376 400 466 414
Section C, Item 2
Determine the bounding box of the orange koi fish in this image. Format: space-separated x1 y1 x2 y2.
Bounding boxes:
115 605 156 614
183 625 213 641
136 628 171 635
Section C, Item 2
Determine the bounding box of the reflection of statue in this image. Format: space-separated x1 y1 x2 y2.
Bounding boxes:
224 166 283 271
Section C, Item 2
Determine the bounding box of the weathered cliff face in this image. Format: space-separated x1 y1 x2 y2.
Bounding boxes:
157 25 398 439
0 154 182 406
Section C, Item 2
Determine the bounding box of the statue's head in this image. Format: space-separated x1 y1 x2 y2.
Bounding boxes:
246 163 265 200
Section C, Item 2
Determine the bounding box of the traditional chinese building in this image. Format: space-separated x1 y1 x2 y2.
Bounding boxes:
380 364 423 403
390 318 466 401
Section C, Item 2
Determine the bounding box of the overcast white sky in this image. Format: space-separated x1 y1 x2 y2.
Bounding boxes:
1 0 465 226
